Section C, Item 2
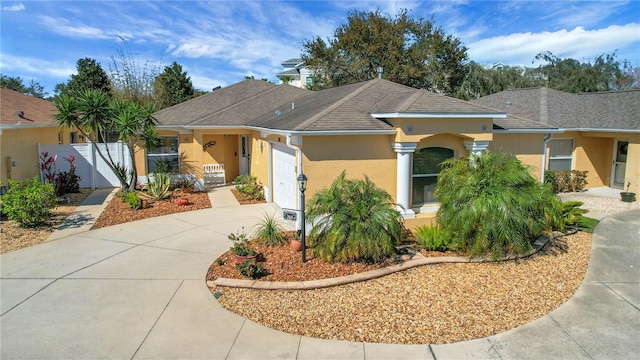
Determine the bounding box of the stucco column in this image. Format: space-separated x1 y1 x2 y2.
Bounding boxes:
392 142 418 219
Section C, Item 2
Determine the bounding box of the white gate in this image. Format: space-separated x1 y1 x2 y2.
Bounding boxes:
38 142 132 188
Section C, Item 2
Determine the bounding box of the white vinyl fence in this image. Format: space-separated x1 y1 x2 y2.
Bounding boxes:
38 142 132 189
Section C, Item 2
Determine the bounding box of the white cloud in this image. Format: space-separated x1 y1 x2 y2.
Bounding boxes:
0 54 76 78
468 23 640 66
1 2 25 12
39 15 109 39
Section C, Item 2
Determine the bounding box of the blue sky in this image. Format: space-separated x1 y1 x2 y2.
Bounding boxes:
1 1 639 95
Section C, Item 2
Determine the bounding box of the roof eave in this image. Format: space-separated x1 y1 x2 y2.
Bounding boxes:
249 126 397 137
568 127 640 133
371 112 506 119
493 128 563 134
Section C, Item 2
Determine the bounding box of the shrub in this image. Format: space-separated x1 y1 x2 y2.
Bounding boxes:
254 212 287 246
122 191 141 209
436 151 559 259
560 201 589 231
229 228 256 256
144 173 171 200
234 174 251 186
236 259 267 279
414 224 453 252
1 177 57 228
544 170 588 193
234 175 264 201
307 171 404 263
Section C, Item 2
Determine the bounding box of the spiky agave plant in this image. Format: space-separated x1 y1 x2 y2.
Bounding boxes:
435 151 559 259
307 171 404 263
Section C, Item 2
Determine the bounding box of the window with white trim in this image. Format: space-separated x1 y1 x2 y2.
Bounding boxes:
147 136 179 173
412 147 454 206
548 139 573 171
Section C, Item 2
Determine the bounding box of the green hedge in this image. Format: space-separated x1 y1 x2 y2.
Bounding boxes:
544 170 588 193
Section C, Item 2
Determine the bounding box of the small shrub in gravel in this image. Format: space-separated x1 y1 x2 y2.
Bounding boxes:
414 224 453 251
1 177 57 228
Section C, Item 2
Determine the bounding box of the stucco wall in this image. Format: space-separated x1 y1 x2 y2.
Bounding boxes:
1 127 62 184
490 133 545 181
250 135 271 188
567 132 613 188
301 135 397 202
416 133 469 157
392 117 493 143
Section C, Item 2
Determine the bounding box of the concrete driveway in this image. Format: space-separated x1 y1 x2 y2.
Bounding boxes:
1 191 639 359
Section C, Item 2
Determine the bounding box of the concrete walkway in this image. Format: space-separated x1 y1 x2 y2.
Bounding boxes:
1 190 638 359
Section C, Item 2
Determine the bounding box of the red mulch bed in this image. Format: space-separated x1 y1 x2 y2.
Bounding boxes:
206 232 462 282
92 191 212 229
230 188 267 205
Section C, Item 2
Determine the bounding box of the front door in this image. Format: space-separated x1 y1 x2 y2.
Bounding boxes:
612 140 628 188
239 135 250 176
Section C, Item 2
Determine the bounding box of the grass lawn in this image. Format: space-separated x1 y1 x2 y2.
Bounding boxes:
578 216 599 233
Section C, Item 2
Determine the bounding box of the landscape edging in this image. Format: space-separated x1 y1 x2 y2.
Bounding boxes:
210 230 566 290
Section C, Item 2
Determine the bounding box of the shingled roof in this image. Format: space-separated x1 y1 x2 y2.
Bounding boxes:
0 88 57 125
472 87 640 130
153 79 308 126
156 78 556 133
252 79 510 132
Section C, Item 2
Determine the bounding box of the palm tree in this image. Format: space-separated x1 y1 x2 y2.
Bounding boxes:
54 89 159 190
435 151 559 258
307 171 404 263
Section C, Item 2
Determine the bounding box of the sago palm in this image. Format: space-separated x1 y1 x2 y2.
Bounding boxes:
307 171 404 263
435 151 559 259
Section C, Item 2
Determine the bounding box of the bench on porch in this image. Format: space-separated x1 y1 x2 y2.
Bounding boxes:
203 163 226 186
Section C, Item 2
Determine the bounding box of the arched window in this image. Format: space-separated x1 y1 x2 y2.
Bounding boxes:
412 147 454 206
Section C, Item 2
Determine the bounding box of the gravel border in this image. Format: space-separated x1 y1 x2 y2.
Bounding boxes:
214 231 591 344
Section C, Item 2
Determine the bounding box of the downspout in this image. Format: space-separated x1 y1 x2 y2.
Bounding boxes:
286 134 303 231
541 133 553 182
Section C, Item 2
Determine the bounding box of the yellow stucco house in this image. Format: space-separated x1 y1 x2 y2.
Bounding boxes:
149 78 583 227
0 88 77 187
473 87 640 193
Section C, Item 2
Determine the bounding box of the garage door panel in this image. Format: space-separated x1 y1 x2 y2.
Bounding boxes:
272 143 297 210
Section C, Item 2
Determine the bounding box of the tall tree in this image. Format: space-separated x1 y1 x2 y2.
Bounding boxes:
455 62 546 100
154 62 196 109
302 9 468 95
535 51 637 92
1 74 48 99
109 38 160 104
55 58 113 97
54 89 159 190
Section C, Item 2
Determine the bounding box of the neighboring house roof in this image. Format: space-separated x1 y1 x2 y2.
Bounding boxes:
281 58 304 67
275 68 301 77
472 87 640 130
0 88 57 126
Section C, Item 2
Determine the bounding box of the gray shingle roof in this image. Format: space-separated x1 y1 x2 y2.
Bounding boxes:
472 87 640 130
154 79 308 126
157 78 554 133
253 79 508 132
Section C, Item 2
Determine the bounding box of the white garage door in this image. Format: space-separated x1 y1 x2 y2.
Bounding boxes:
272 142 297 211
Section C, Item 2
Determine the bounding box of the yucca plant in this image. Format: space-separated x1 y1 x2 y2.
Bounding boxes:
435 151 559 259
307 171 404 263
254 212 287 246
144 172 171 200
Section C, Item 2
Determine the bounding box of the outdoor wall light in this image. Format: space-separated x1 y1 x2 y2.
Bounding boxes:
297 173 308 262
